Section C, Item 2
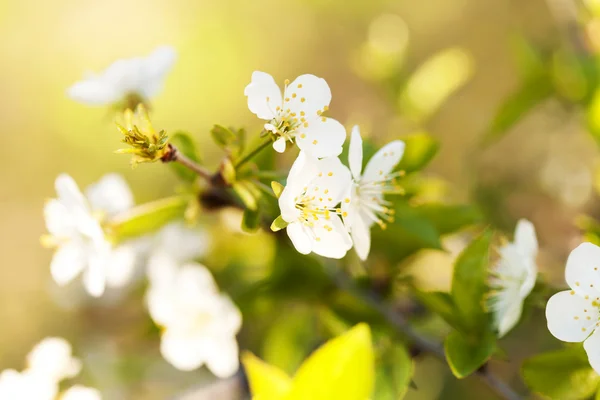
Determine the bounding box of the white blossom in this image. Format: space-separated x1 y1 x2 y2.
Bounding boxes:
0 337 100 400
43 174 137 297
546 242 600 374
146 253 242 378
61 385 102 400
488 219 538 337
68 46 176 106
342 126 405 260
244 71 346 158
279 151 353 259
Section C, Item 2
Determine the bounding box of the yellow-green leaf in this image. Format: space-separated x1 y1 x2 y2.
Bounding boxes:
107 195 192 242
271 181 285 198
233 181 258 210
242 352 293 400
289 323 374 400
396 133 439 173
444 330 495 379
271 216 289 232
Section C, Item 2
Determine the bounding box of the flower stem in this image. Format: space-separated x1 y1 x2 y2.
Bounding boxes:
162 144 212 182
235 137 272 170
323 261 523 400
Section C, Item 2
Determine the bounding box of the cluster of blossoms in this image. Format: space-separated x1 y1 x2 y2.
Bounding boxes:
44 44 600 391
0 337 100 400
245 72 406 260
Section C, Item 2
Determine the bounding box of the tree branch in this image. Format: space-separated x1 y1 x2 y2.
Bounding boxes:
323 262 523 400
162 143 213 182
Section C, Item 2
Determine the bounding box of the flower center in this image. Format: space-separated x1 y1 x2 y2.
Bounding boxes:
355 172 405 229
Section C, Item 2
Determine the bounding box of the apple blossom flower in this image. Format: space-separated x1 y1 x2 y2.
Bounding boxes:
278 151 353 259
244 71 346 157
146 253 242 378
546 242 600 374
341 126 405 260
0 337 100 400
43 174 136 297
68 46 176 107
488 219 538 337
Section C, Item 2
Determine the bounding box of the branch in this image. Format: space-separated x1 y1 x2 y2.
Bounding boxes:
323 262 523 400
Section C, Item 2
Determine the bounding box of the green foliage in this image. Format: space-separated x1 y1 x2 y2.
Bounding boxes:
271 181 284 198
451 230 492 333
414 290 462 332
211 124 246 158
396 133 439 173
242 207 261 233
243 324 375 400
374 343 414 400
168 131 201 182
444 330 495 379
233 181 259 210
107 195 192 241
522 346 600 400
271 216 289 232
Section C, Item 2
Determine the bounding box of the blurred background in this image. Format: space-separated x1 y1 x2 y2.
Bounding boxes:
1 0 598 398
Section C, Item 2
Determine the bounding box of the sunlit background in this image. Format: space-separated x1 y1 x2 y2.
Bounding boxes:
1 0 596 398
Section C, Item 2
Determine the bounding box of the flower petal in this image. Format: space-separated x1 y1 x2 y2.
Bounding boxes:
85 174 134 216
67 78 121 105
285 74 331 118
26 337 81 382
139 46 177 98
61 385 102 400
286 222 312 255
160 330 207 371
310 217 352 259
295 117 345 158
350 212 371 261
204 338 240 378
514 218 538 258
279 152 319 222
495 299 523 338
55 174 88 211
565 242 600 296
273 137 287 153
307 156 352 208
546 290 599 342
82 252 107 297
244 71 282 120
348 125 363 180
50 243 87 286
105 245 137 288
155 222 210 263
584 328 600 375
362 140 406 183
44 199 75 238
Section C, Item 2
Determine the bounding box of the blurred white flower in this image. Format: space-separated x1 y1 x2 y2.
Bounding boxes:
26 337 82 382
43 174 137 297
0 337 100 400
546 242 600 374
342 126 405 260
152 222 210 264
61 385 102 400
244 71 346 157
68 46 176 106
146 253 242 378
278 152 353 259
488 219 538 337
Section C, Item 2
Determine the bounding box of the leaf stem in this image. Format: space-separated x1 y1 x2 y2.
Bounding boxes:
235 137 272 170
323 261 523 400
162 144 213 182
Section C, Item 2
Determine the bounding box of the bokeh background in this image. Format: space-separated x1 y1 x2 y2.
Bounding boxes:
1 0 597 398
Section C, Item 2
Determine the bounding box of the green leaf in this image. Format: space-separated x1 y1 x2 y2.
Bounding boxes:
221 158 237 185
417 204 483 235
271 215 289 232
396 133 439 173
242 207 261 233
374 343 414 400
169 131 201 182
242 352 293 400
393 202 442 249
211 125 237 147
483 72 553 145
522 346 600 400
272 181 285 198
107 195 192 241
414 290 463 332
233 181 258 210
289 323 375 400
451 230 492 333
444 330 496 379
